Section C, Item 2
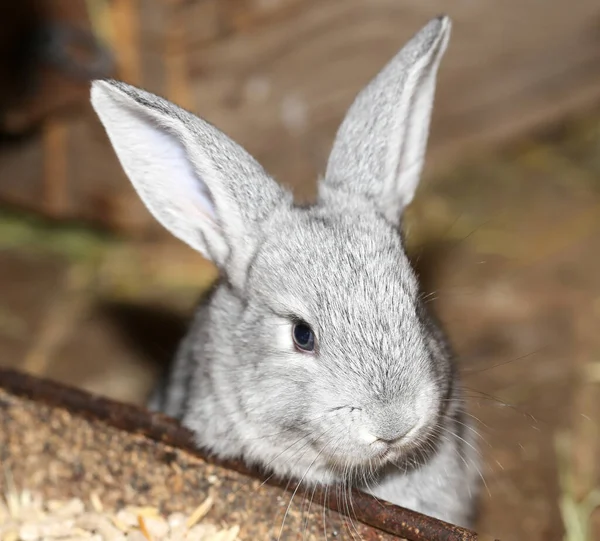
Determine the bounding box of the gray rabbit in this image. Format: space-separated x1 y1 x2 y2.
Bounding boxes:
91 15 481 528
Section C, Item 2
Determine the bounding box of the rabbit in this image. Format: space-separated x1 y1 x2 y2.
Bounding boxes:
90 15 481 529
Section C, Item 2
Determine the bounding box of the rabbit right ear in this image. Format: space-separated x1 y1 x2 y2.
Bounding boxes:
91 80 291 289
319 16 451 225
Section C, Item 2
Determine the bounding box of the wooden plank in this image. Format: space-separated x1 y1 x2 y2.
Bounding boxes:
110 0 142 85
163 0 193 110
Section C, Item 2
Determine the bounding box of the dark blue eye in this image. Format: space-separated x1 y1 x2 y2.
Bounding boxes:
292 321 315 352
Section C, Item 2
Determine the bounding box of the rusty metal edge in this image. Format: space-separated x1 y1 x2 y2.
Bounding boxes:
0 368 490 541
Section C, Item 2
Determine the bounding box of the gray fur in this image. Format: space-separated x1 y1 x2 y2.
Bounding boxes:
91 15 480 528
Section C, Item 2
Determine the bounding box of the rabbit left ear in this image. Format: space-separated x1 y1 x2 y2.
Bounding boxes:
91 79 291 289
319 16 451 225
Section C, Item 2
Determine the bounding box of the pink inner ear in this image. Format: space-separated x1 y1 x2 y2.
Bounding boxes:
178 195 217 224
175 176 217 223
142 118 217 221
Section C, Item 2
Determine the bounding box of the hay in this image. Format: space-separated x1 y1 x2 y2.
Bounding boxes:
0 481 240 541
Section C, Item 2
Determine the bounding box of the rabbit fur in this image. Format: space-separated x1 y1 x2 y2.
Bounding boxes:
91 15 481 528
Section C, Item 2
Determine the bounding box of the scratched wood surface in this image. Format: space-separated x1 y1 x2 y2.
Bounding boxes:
0 0 599 235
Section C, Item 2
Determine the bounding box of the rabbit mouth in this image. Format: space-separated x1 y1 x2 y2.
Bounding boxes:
322 442 404 473
373 447 398 463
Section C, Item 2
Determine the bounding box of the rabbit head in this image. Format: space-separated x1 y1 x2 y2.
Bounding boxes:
91 16 455 478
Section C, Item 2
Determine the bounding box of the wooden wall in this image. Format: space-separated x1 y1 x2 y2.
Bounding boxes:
0 0 599 236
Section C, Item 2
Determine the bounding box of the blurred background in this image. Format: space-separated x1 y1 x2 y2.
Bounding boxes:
0 1 599 539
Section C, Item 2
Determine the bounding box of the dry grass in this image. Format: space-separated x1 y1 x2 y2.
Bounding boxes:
555 433 600 541
1 467 240 541
555 357 600 541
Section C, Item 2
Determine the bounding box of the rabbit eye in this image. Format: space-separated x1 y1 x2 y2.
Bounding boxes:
292 321 315 352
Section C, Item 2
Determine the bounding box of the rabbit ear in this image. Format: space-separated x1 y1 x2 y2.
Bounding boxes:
91 80 290 288
319 16 451 225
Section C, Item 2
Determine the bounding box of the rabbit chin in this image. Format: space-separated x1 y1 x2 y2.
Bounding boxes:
323 446 403 475
317 421 440 479
323 438 417 472
270 437 426 489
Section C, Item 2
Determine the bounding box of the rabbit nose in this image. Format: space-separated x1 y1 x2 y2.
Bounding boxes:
371 408 419 444
374 425 415 445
